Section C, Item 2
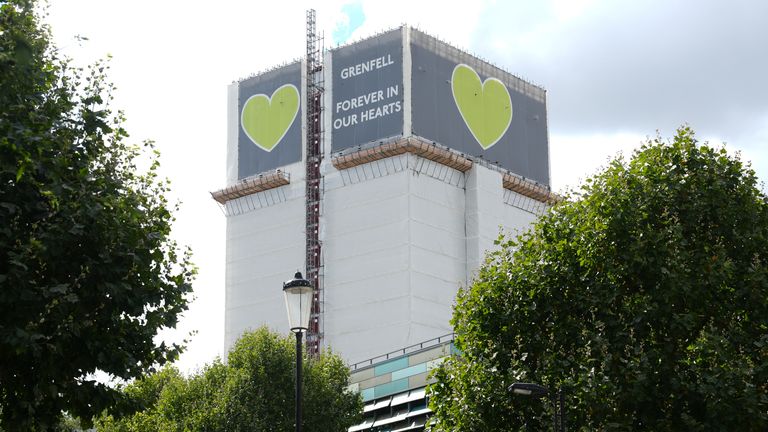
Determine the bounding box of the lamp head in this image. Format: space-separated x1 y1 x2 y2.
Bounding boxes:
509 382 549 398
283 271 313 333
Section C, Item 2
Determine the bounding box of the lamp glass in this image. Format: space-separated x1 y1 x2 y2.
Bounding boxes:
283 274 313 332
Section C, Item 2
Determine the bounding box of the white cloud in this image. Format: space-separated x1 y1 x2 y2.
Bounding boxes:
549 131 647 192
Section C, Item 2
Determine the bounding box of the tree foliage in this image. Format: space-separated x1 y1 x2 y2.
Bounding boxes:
0 1 194 429
95 327 363 431
429 128 768 431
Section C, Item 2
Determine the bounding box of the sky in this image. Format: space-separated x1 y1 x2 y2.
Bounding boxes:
45 0 767 374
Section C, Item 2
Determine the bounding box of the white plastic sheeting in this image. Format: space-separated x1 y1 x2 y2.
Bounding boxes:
324 155 466 364
222 152 542 361
223 168 305 353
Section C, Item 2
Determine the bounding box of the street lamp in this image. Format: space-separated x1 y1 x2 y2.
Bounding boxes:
509 382 549 398
283 271 313 432
509 382 566 432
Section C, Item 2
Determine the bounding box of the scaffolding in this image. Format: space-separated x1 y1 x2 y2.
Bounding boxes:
305 9 324 357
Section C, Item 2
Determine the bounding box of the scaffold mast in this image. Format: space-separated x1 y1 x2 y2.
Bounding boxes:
305 9 324 357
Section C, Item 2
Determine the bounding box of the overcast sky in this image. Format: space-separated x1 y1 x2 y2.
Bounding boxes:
46 0 767 374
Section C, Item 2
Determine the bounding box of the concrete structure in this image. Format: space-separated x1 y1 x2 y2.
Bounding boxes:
347 333 456 431
213 25 556 366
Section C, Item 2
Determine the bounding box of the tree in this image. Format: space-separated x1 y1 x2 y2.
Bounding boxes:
0 1 194 429
429 127 768 431
95 327 363 431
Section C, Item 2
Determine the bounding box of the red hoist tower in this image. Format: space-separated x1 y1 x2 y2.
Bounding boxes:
305 9 324 357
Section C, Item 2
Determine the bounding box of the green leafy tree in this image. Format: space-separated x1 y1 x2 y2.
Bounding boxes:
0 1 194 429
96 327 363 431
429 127 768 431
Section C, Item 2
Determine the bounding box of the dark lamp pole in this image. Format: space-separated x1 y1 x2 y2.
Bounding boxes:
283 272 312 432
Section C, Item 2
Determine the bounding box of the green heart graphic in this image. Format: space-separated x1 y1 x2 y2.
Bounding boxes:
451 64 513 149
241 84 300 152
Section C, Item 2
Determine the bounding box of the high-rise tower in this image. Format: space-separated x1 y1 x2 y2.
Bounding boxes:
213 25 556 365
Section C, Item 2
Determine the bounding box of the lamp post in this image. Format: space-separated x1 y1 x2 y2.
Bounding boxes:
509 382 566 432
283 272 313 432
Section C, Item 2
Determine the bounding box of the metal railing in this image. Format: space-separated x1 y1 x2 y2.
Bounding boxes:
350 333 455 371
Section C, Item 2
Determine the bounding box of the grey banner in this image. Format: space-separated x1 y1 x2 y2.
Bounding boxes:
238 62 302 179
410 30 550 185
331 29 403 152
